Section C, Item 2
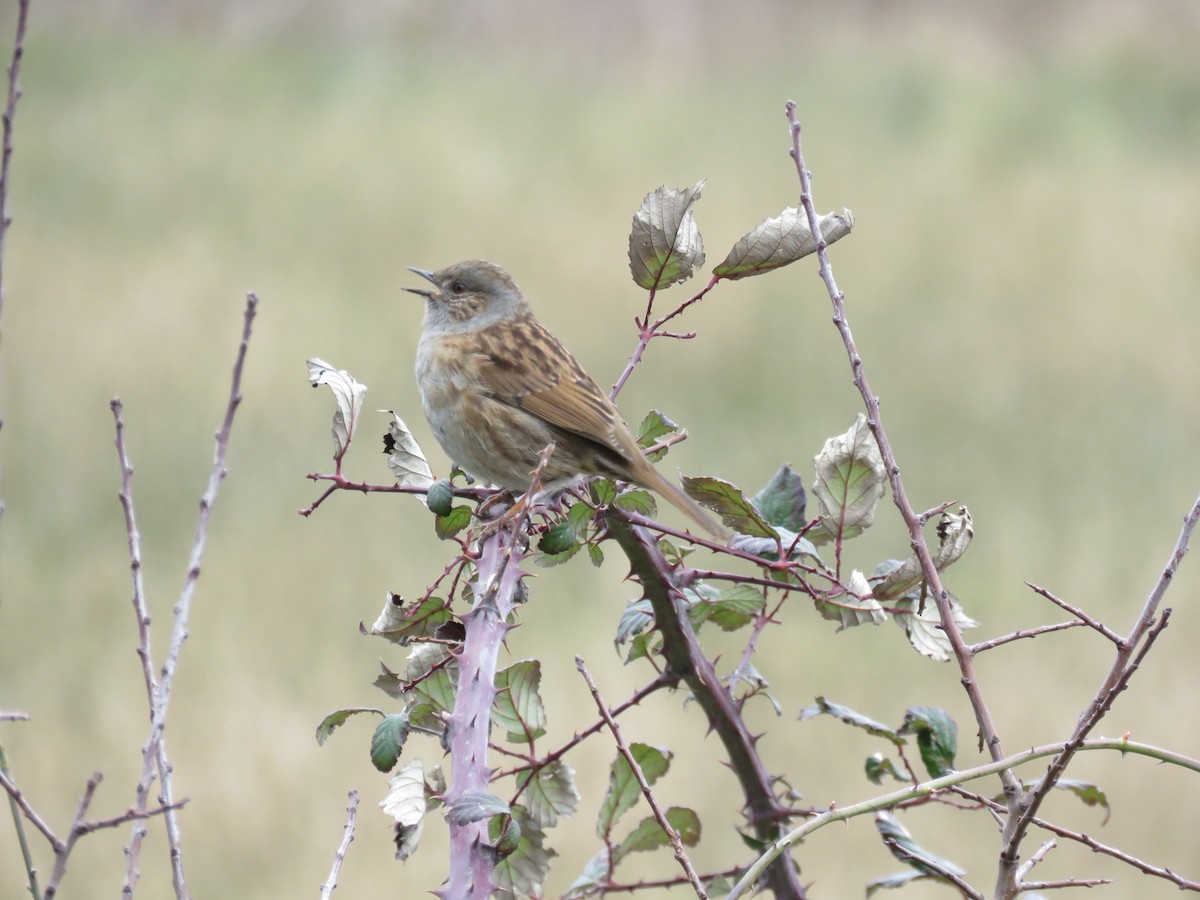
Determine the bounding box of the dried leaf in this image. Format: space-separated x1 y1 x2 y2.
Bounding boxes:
874 506 974 601
714 207 854 280
628 180 706 291
816 569 886 630
307 358 366 462
381 411 435 490
379 759 427 861
893 590 978 662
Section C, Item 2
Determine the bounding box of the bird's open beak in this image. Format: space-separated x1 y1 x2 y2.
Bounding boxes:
404 267 438 299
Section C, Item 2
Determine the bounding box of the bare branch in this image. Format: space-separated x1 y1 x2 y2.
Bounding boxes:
576 656 708 899
0 0 32 333
784 101 1019 800
969 621 1084 654
1025 583 1124 645
320 791 359 899
121 293 258 899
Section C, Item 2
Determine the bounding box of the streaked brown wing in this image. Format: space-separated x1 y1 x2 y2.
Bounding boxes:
476 317 628 456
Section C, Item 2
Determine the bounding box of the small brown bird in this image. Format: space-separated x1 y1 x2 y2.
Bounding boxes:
406 260 724 538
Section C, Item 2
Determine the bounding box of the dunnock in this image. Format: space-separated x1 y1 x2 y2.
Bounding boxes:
406 260 724 538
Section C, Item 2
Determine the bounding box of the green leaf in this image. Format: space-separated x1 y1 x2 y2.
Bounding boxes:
876 811 966 878
1055 779 1111 824
614 807 701 863
865 753 906 784
597 744 671 839
314 707 383 746
362 593 454 645
516 759 580 828
567 500 596 534
448 791 510 825
799 696 903 744
811 414 886 544
705 584 765 632
488 812 522 860
900 707 958 778
615 597 654 647
370 713 411 772
587 542 605 567
681 475 777 538
563 848 611 899
752 464 808 531
614 488 657 517
637 410 685 462
628 180 706 291
538 521 577 555
714 207 854 280
866 870 926 896
534 540 582 568
493 660 547 744
591 477 617 506
493 806 554 898
435 505 473 540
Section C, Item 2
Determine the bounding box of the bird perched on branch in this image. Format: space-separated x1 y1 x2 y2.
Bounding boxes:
406 260 724 538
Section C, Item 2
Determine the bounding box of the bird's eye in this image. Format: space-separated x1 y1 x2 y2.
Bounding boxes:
449 282 467 295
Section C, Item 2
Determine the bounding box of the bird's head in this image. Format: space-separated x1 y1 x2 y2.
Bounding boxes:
405 260 529 332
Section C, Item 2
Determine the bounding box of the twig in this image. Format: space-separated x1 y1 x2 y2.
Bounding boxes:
0 710 30 721
723 736 1200 900
968 621 1084 654
1019 878 1112 891
121 293 258 899
1025 582 1124 646
785 101 1020 800
499 672 674 781
319 791 359 899
881 838 983 899
0 0 32 333
951 785 1200 890
1014 839 1055 881
576 657 708 899
610 275 721 399
0 745 40 898
44 773 102 898
300 472 492 517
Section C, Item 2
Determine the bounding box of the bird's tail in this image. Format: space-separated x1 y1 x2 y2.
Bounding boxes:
640 466 728 540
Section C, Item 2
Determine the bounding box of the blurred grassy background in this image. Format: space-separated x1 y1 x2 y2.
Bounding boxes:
1 1 1198 896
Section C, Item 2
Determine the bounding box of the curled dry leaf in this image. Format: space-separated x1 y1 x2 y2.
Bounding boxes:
812 413 886 544
714 207 854 280
874 506 974 601
307 358 366 462
381 410 435 491
379 758 428 861
628 180 706 291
